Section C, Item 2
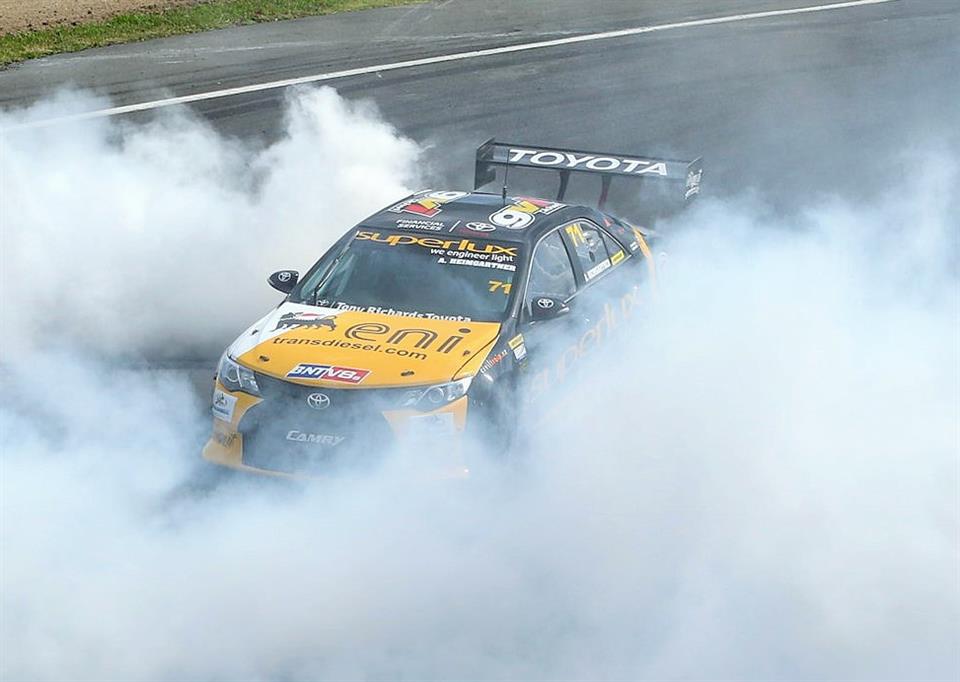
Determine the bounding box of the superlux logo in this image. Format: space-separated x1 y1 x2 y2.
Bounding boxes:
508 147 668 176
355 230 517 257
286 363 370 384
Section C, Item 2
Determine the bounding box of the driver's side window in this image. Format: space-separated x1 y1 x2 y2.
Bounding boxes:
565 222 611 282
525 231 576 317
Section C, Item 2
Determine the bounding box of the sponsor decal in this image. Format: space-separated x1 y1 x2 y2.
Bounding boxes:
277 271 292 283
275 321 478 361
273 337 430 361
480 348 509 373
287 364 370 384
508 333 527 361
489 197 564 230
584 259 612 281
212 389 237 421
316 300 472 321
507 147 669 177
345 322 472 354
306 392 331 410
355 230 517 258
611 250 626 265
396 218 446 232
273 311 337 332
685 168 703 199
286 430 345 446
466 221 496 232
443 257 515 272
388 190 468 218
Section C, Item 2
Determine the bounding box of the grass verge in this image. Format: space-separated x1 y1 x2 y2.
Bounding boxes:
0 0 420 67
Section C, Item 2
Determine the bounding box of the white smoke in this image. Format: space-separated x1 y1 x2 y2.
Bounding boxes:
0 88 420 358
0 89 957 681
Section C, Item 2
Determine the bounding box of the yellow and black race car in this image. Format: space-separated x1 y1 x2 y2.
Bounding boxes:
203 140 702 476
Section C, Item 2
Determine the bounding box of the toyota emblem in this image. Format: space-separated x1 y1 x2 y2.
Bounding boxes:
537 297 555 309
306 392 330 410
466 221 496 232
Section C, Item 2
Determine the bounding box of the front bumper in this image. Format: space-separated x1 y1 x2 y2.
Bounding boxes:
201 378 470 478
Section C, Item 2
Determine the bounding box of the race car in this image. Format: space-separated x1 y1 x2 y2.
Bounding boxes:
202 140 702 476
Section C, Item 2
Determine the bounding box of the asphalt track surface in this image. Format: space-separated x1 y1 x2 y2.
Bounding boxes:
2 0 958 203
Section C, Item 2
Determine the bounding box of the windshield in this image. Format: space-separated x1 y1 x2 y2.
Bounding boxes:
294 230 523 322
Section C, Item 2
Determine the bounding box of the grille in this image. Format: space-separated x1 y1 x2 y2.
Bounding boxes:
239 373 403 475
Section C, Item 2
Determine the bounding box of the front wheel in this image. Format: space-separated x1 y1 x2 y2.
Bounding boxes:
463 381 523 468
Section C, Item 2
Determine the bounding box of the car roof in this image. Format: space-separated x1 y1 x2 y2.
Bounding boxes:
358 190 599 244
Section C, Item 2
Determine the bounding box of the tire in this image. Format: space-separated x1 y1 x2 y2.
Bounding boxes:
464 380 521 467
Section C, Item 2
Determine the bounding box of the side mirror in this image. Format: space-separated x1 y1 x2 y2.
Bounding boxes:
268 270 299 294
530 295 570 322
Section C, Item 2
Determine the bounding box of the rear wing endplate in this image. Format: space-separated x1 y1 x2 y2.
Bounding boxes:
474 139 702 208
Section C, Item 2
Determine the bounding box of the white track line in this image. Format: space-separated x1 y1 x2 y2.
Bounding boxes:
9 0 895 128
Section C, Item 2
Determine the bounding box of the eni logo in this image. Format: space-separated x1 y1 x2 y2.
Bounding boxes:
345 323 472 354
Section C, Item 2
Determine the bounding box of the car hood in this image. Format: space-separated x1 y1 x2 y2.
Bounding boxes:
228 303 501 388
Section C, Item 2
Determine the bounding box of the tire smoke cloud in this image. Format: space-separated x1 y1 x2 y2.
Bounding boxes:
1 88 957 681
0 87 420 359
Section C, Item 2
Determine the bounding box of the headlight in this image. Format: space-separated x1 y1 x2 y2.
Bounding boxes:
400 376 472 411
217 352 261 396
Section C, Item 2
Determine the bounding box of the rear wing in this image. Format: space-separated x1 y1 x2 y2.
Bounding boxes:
474 139 702 209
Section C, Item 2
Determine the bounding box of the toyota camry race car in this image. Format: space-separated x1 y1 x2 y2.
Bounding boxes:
203 140 702 476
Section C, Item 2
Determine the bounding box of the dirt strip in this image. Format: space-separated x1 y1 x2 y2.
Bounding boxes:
0 0 203 35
